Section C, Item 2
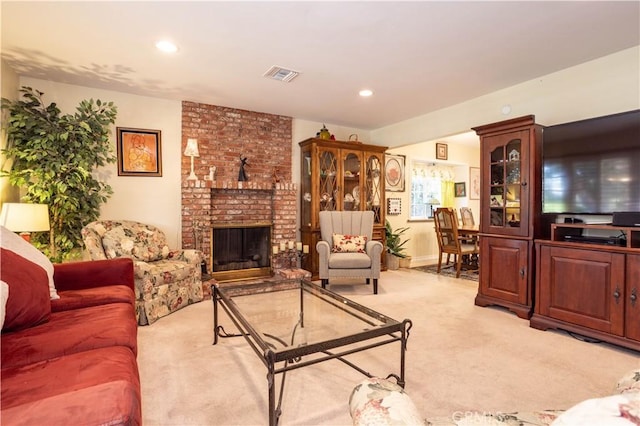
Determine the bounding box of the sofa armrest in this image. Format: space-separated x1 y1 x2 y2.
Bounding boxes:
53 258 135 292
317 241 331 276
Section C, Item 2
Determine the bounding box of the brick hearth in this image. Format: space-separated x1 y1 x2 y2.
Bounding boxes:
181 101 296 276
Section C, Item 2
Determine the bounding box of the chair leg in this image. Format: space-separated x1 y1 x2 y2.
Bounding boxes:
456 257 462 278
437 253 443 273
321 279 328 288
366 278 370 285
373 279 378 294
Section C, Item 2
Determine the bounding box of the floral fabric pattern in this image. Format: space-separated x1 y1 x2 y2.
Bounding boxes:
351 369 640 426
82 220 203 325
332 234 368 253
617 369 640 395
349 377 423 425
101 225 169 262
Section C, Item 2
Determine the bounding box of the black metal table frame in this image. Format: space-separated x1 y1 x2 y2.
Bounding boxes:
212 280 412 426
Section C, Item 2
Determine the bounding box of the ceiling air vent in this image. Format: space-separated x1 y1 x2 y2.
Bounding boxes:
263 66 300 83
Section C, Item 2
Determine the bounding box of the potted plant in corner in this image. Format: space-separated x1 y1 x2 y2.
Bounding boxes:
1 86 117 262
385 219 410 270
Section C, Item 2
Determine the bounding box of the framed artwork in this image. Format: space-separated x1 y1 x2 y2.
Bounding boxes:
454 182 466 197
387 198 401 215
469 167 480 200
385 153 405 192
116 127 162 176
436 143 448 160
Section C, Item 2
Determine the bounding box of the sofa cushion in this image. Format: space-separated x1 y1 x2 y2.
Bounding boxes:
332 233 368 253
102 224 169 262
1 302 137 369
1 346 141 426
0 225 58 299
0 248 51 332
329 252 372 269
51 285 135 312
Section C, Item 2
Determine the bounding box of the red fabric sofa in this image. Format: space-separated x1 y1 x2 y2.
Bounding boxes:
1 248 141 426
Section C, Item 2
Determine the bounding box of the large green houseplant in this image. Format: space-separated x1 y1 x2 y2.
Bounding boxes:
1 86 117 262
385 219 410 270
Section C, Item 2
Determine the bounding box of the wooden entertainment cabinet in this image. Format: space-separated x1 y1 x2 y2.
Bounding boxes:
531 222 640 351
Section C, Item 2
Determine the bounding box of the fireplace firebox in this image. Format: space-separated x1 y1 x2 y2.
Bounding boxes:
210 222 272 281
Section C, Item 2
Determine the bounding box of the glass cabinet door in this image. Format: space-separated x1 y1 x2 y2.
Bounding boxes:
342 151 361 211
486 132 529 236
318 149 338 212
301 150 312 227
365 153 383 224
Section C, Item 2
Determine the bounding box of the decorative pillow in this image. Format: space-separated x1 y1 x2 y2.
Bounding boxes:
102 226 169 262
350 377 423 426
1 248 51 331
0 226 58 300
551 392 640 426
617 369 640 394
0 280 8 329
332 234 367 253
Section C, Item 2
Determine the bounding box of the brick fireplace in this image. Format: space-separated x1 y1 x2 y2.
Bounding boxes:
181 101 297 280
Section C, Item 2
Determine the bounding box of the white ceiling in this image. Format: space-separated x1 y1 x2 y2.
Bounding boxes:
2 1 639 131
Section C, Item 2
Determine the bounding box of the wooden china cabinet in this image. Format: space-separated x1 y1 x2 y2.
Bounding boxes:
472 115 544 319
299 138 388 278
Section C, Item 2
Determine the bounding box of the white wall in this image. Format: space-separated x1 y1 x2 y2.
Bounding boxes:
386 139 481 266
9 79 373 247
372 46 640 147
1 60 20 203
9 46 638 254
20 77 184 247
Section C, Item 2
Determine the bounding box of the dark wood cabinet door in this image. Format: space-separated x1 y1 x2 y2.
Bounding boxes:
538 245 625 335
481 130 531 238
479 236 530 305
626 254 640 342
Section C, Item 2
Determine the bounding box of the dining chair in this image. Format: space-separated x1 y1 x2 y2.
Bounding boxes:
460 207 475 227
433 208 479 278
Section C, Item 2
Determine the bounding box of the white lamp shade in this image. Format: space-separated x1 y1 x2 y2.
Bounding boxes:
0 203 50 232
184 138 200 157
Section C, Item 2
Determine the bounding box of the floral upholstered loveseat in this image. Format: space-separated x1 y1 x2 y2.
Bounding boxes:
82 220 203 325
350 369 640 425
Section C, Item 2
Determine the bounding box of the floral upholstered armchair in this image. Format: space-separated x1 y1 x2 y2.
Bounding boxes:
81 220 203 325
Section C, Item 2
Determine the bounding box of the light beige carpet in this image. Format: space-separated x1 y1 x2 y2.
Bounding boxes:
137 269 639 425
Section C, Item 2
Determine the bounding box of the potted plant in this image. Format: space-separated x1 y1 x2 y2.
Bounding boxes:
1 86 117 262
385 219 410 270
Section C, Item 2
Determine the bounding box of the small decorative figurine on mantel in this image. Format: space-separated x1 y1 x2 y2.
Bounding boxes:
238 155 249 181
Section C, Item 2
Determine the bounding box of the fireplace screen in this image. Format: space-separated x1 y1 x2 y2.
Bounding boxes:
211 223 271 280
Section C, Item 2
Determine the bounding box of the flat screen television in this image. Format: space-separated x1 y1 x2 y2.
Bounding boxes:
542 109 640 215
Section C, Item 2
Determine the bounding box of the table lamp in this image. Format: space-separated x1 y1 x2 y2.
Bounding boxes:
429 197 441 218
184 138 200 180
0 203 50 242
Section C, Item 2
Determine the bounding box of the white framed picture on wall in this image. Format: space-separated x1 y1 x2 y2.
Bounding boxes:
469 167 480 200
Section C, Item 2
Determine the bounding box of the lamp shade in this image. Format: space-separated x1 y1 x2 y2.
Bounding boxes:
0 203 50 232
184 138 200 157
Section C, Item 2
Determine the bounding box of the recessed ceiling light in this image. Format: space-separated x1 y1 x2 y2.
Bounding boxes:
359 89 373 97
156 40 178 53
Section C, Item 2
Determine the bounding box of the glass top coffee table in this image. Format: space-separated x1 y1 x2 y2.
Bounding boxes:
212 279 412 426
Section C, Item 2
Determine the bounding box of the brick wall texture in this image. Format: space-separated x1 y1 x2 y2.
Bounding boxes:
181 102 295 268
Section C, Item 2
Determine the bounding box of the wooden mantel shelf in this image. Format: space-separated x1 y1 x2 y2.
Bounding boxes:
183 180 296 191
